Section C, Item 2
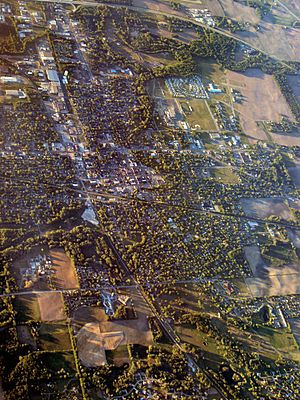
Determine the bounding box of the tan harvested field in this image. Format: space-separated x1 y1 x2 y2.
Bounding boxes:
245 270 300 297
77 322 126 367
227 69 295 143
74 289 153 366
236 23 300 62
219 0 260 24
37 292 66 322
240 198 295 221
178 0 224 16
244 245 266 276
49 249 79 290
132 0 185 17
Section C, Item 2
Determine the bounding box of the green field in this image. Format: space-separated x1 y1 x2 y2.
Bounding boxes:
38 323 72 351
181 99 216 131
106 345 130 366
254 326 300 360
40 351 76 374
209 167 240 184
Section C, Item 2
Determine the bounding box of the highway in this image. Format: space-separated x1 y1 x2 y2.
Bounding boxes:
25 0 297 71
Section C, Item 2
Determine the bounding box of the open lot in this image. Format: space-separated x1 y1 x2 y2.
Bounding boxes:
49 248 79 289
227 69 296 143
240 197 295 221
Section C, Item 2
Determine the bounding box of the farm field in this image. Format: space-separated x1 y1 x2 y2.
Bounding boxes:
227 69 296 144
238 22 300 61
253 326 300 361
76 322 108 367
244 240 300 297
287 74 300 103
38 323 72 351
49 248 79 289
240 197 295 221
218 0 260 24
245 272 300 297
37 292 66 321
73 288 153 367
244 245 266 276
13 294 41 322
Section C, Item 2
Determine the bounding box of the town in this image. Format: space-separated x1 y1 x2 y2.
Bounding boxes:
0 0 300 399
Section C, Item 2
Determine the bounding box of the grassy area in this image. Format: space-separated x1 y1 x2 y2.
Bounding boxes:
13 294 41 322
209 167 240 185
40 351 76 374
38 323 72 351
182 99 216 131
107 345 130 366
254 326 299 359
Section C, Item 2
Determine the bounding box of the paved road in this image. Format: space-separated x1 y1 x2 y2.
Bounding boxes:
3 176 300 231
27 0 296 70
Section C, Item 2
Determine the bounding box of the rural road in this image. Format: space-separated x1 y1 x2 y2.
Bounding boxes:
26 0 297 71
